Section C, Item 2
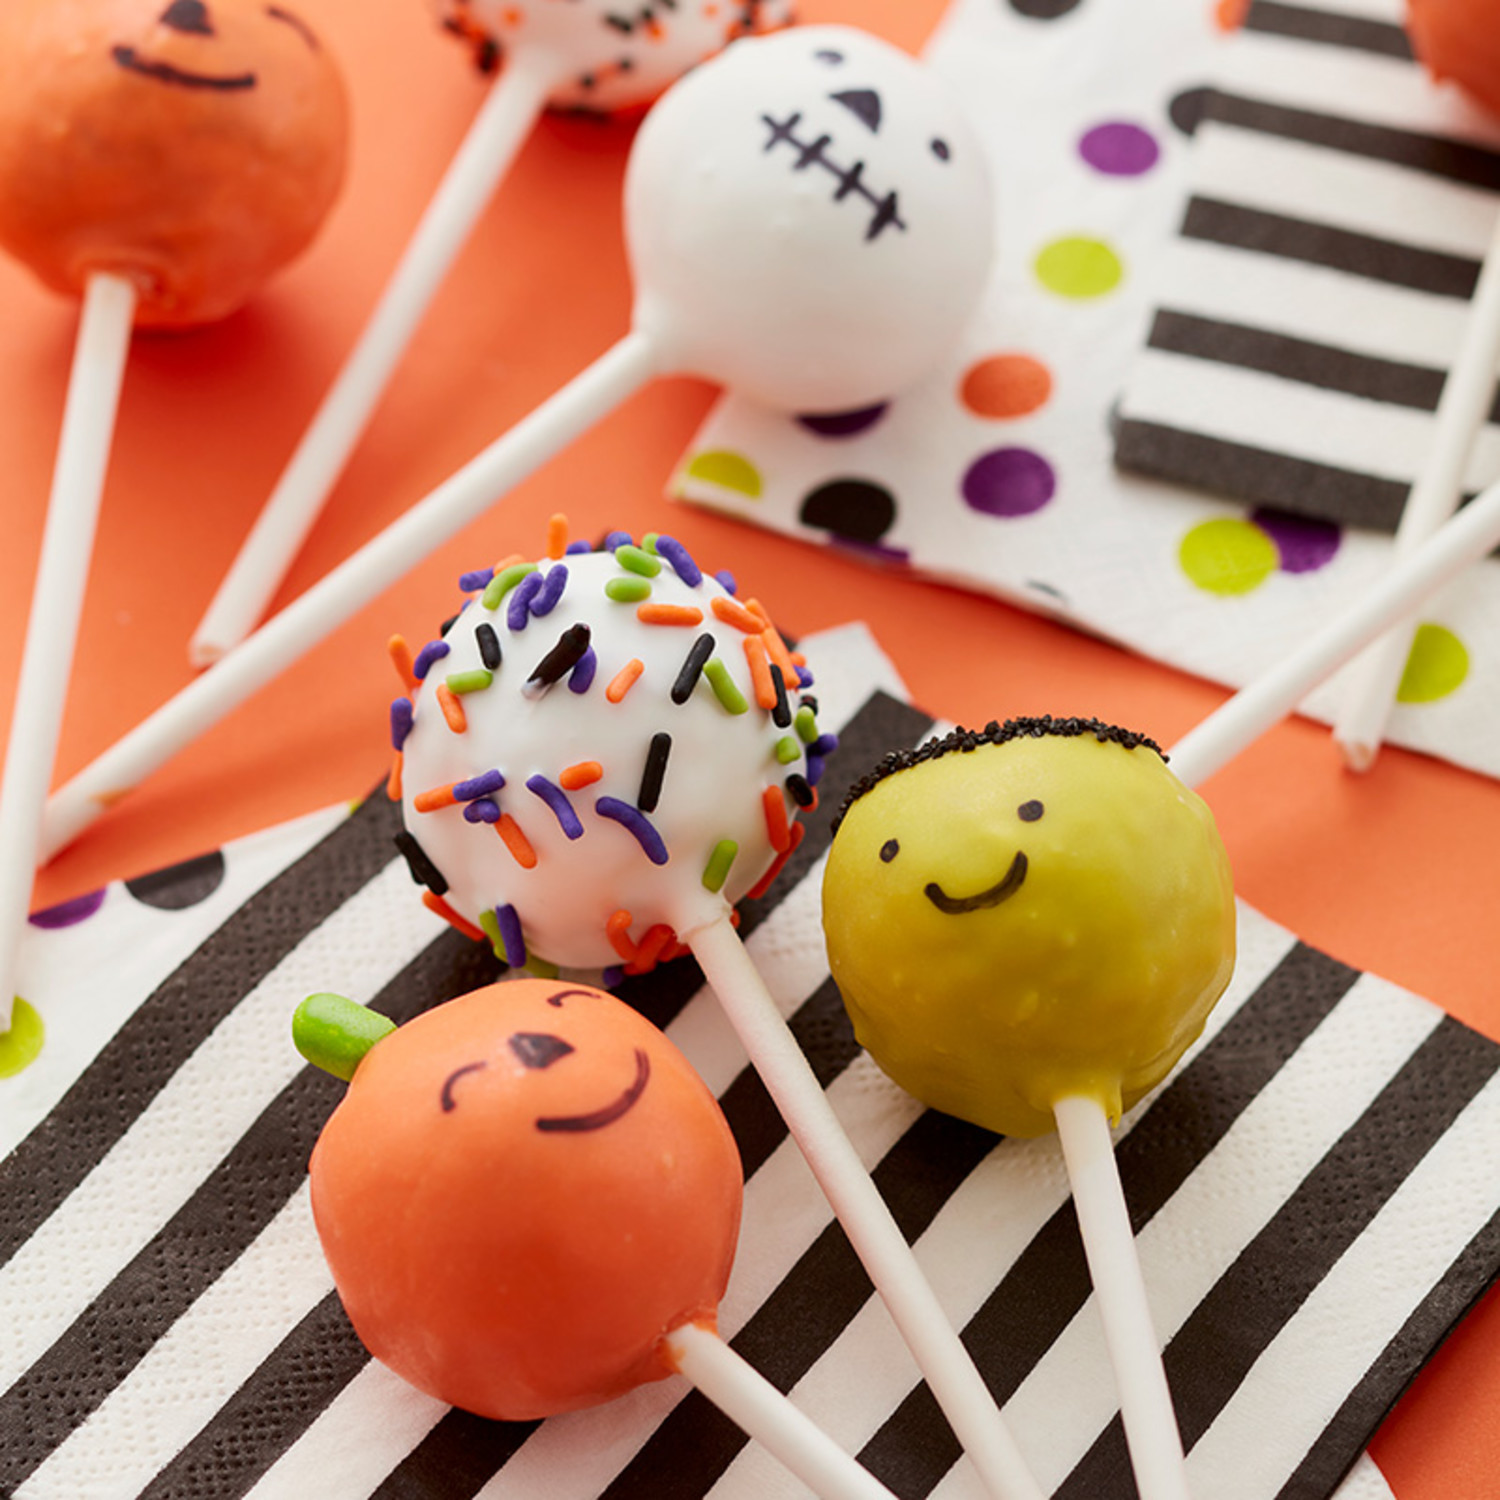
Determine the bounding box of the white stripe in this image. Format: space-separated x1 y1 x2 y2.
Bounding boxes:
0 859 441 1395
1268 0 1402 21
1190 1055 1500 1496
1193 124 1500 261
1331 1451 1399 1500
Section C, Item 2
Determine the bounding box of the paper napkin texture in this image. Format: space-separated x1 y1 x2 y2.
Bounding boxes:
0 623 1493 1500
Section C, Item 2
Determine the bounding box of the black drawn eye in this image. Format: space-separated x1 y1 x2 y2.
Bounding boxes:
1018 800 1044 822
930 137 951 161
814 48 844 64
880 838 900 863
440 1061 486 1112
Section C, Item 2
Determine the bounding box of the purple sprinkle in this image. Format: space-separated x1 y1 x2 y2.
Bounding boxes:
413 639 450 680
595 797 669 865
601 964 625 989
795 666 814 689
715 570 737 595
603 531 633 552
495 903 527 967
810 733 839 758
796 402 889 438
459 567 494 593
961 447 1056 518
507 570 544 631
453 768 505 801
1251 507 1342 573
531 564 569 617
527 776 583 839
29 887 107 928
569 645 598 694
1079 121 1160 177
655 536 703 587
463 798 501 824
565 539 592 555
390 697 414 751
806 754 826 787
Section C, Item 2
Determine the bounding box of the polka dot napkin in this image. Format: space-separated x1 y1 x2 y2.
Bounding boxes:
675 0 1500 781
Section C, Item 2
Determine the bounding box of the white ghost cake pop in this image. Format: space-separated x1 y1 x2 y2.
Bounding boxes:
391 521 834 974
434 0 793 112
625 23 996 414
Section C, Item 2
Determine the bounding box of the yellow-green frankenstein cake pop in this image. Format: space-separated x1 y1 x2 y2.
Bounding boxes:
822 717 1236 1138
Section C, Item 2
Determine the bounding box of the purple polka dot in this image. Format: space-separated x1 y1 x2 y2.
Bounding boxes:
1252 507 1342 573
962 448 1056 518
797 403 889 438
1079 122 1160 176
29 888 106 929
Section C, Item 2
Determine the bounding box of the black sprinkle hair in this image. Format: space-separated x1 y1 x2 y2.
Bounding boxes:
833 716 1166 831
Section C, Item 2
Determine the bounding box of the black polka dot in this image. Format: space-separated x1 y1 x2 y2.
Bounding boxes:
1007 0 1084 19
125 850 227 911
1169 86 1213 137
800 479 896 544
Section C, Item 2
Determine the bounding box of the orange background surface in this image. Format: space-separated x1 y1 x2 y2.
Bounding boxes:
0 0 1496 1493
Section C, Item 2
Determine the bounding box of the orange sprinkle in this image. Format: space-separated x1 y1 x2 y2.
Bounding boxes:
789 650 807 668
606 658 645 703
711 595 764 634
606 909 637 964
559 761 603 791
496 815 537 870
388 635 417 692
546 514 569 560
626 923 674 975
413 783 458 813
742 597 773 631
660 935 691 964
490 551 524 575
761 625 797 680
762 785 791 853
637 603 704 627
746 821 804 900
743 635 776 710
436 682 467 733
422 891 487 943
385 752 403 802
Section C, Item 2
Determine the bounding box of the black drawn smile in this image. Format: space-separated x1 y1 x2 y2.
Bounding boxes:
111 46 257 88
925 851 1028 915
536 1048 651 1133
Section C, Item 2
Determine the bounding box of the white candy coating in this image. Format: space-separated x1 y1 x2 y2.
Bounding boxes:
396 542 825 971
434 0 793 112
625 24 995 413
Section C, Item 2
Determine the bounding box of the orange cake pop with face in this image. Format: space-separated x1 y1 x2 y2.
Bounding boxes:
1406 0 1500 117
296 980 742 1421
0 0 349 327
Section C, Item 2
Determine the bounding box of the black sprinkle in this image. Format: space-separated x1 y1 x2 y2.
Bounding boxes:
799 694 819 716
439 612 460 637
834 717 1166 830
393 829 449 896
638 732 672 814
529 624 592 690
769 664 792 728
670 633 715 706
786 774 815 809
475 622 502 671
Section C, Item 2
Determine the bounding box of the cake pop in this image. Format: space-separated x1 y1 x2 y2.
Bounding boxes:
295 981 898 1500
190 0 792 662
1405 0 1500 116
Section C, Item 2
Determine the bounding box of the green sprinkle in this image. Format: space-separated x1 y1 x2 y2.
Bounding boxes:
525 955 561 980
702 839 738 893
704 658 749 715
642 532 661 554
446 668 493 695
615 545 662 578
482 562 537 610
478 909 506 960
775 735 802 765
794 705 819 743
605 576 653 603
293 993 396 1082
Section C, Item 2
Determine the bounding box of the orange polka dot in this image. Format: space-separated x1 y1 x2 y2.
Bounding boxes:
961 354 1053 420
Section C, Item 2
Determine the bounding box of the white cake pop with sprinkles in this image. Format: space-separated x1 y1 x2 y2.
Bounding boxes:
390 520 834 974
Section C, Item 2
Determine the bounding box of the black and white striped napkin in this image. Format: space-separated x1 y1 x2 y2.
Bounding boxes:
1114 0 1500 530
2 623 1496 1500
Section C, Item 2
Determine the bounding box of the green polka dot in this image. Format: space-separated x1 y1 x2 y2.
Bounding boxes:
684 450 763 498
1034 236 1124 299
1396 623 1469 704
1178 518 1278 595
0 997 44 1078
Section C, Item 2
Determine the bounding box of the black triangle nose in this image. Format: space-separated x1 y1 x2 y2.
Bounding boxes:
508 1032 576 1070
160 0 214 34
830 88 882 133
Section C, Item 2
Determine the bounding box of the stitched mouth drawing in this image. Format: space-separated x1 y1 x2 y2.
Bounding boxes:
760 109 906 242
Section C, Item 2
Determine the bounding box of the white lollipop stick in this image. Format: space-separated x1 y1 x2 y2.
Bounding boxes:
665 1321 898 1500
38 329 658 863
189 53 559 666
1166 470 1500 789
1332 206 1500 771
0 273 137 1034
1053 1095 1190 1500
687 914 1044 1500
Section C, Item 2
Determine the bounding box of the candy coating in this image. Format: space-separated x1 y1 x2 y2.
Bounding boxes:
1405 0 1500 116
307 980 742 1420
822 721 1236 1138
0 0 348 327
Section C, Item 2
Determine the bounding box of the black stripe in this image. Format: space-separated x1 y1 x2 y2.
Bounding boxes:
1180 196 1481 298
0 928 502 1495
370 1410 539 1500
1058 1016 1500 1496
1147 308 1495 417
0 789 402 1269
858 941 1358 1494
1113 417 1415 532
1277 1202 1500 1500
1207 92 1500 192
1244 0 1414 59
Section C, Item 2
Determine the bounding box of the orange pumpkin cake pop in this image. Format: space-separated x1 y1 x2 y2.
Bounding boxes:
0 0 349 327
1406 0 1500 117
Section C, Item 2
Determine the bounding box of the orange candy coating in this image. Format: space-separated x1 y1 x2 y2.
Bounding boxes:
0 0 348 327
1406 0 1500 117
307 980 743 1421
